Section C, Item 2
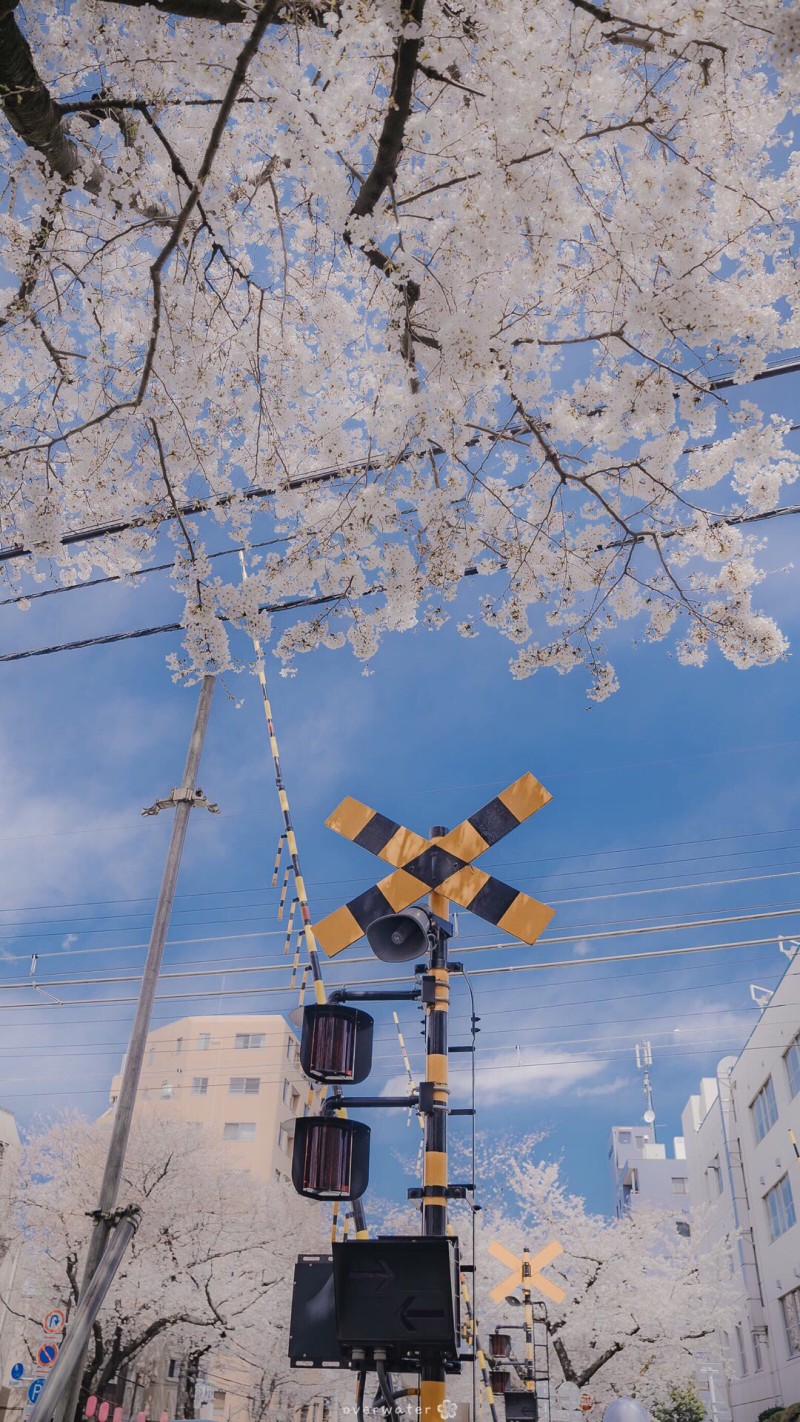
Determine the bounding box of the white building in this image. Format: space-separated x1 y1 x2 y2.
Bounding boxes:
681 948 800 1422
608 1123 691 1233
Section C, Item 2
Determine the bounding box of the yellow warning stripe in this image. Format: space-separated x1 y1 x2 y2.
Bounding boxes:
424 1150 448 1187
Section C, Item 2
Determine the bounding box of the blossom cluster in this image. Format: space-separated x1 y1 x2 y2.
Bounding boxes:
1 0 798 696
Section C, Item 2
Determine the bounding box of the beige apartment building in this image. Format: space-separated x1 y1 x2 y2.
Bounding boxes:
106 1014 316 1422
108 1013 310 1183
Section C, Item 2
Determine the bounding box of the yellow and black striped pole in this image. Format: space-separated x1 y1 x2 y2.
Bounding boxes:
420 830 452 1422
522 1250 535 1393
238 554 368 1237
239 552 326 1007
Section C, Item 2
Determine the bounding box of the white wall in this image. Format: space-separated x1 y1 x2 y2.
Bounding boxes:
681 950 800 1422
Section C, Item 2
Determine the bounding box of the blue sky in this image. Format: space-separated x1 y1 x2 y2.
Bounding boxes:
0 452 799 1218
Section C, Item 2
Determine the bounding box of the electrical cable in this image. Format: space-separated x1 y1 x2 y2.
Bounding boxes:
0 929 792 997
355 1370 367 1422
0 983 774 1063
375 1360 401 1422
3 866 800 950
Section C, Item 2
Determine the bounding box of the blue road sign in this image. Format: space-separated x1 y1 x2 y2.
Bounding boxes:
10 1363 25 1382
28 1378 45 1404
37 1345 58 1369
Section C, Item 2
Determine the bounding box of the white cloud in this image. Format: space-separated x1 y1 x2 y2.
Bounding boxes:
61 934 78 949
576 1075 630 1098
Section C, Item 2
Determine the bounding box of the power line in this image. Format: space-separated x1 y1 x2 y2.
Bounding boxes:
0 931 789 1010
3 838 799 934
2 864 799 948
0 992 766 1069
1 818 799 906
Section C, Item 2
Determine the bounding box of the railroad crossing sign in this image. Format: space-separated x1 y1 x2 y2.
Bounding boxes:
489 1239 566 1305
314 772 555 956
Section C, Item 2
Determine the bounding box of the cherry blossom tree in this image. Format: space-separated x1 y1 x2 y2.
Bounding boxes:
0 1112 335 1420
470 1138 737 1408
1 1 800 695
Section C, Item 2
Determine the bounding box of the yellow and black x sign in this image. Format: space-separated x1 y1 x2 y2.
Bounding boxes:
313 772 554 957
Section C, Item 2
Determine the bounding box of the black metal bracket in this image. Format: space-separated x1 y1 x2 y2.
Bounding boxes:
448 1044 475 1054
407 1183 474 1200
328 988 421 1005
449 1108 476 1116
322 1093 418 1115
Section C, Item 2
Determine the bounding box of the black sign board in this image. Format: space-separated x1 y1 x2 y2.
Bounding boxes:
504 1393 538 1422
332 1236 460 1368
288 1255 351 1370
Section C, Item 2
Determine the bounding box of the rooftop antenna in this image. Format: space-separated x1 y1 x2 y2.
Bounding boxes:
749 984 774 1011
634 1040 656 1139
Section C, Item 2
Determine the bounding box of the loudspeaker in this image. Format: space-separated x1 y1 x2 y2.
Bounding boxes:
366 906 432 962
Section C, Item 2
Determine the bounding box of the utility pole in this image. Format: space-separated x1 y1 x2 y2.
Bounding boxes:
421 830 451 1422
56 675 216 1422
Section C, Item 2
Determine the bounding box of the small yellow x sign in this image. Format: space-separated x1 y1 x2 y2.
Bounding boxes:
489 1239 565 1305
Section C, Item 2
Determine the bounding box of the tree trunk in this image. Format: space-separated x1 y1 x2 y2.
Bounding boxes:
182 1346 211 1418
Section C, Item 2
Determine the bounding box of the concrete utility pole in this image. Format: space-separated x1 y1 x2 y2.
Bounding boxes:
56 675 217 1422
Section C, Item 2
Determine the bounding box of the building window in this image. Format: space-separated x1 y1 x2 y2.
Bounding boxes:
223 1122 256 1141
213 1391 226 1413
785 1032 800 1099
283 1079 300 1111
752 1330 765 1372
176 1037 183 1054
751 1077 779 1142
229 1076 260 1095
198 1032 211 1050
735 1325 748 1377
634 1134 645 1148
676 1220 691 1238
707 1158 723 1197
191 1077 208 1095
234 1032 265 1050
160 1081 173 1099
781 1285 800 1357
278 1124 294 1154
765 1175 796 1241
618 1130 631 1144
671 1177 688 1195
167 1359 179 1380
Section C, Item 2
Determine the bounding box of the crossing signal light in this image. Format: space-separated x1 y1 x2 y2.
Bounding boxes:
299 1004 374 1084
291 1117 370 1201
366 906 432 962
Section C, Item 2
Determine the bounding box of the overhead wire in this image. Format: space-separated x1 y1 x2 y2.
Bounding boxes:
3 838 800 934
0 931 792 1010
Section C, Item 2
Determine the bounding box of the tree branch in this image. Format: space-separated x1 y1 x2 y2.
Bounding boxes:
0 6 102 186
